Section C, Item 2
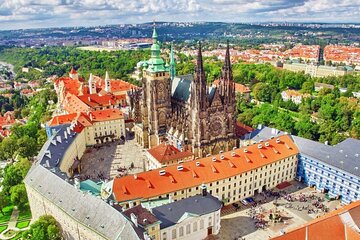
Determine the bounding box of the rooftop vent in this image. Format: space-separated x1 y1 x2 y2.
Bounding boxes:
206 154 211 157
159 170 166 176
212 157 216 162
195 157 199 160
177 165 184 171
178 160 184 164
231 151 236 157
220 155 225 160
258 144 262 149
244 148 248 153
276 138 280 143
133 174 138 180
233 147 237 150
219 150 224 154
196 162 201 167
355 154 359 157
265 142 270 147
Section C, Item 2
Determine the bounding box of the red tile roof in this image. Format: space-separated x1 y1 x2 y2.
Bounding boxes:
235 121 254 137
48 109 124 127
112 135 298 202
48 113 78 126
148 143 194 163
123 205 159 228
213 80 250 94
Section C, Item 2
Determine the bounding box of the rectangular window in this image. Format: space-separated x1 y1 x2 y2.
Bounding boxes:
179 227 184 237
186 224 191 234
172 229 176 239
193 222 198 232
200 219 204 229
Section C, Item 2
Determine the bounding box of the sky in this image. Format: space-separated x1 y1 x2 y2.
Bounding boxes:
0 0 359 30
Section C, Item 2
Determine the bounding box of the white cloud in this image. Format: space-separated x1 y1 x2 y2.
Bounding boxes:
0 0 359 29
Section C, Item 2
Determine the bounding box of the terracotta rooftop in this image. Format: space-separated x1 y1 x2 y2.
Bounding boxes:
271 200 360 240
235 121 254 137
123 205 160 228
148 143 194 164
213 80 250 94
112 135 298 203
48 109 124 127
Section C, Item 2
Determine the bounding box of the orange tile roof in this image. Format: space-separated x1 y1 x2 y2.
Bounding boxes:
63 93 90 114
213 80 250 94
48 113 78 126
148 143 194 163
112 135 298 202
89 108 123 122
235 121 254 137
272 201 360 240
49 109 123 127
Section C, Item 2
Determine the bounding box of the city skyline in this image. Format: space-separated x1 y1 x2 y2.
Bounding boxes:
0 0 359 30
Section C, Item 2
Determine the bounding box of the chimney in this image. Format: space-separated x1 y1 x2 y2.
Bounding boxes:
130 213 138 227
201 183 207 196
74 178 80 189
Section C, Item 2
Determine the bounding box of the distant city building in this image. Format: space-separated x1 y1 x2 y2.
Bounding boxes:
283 63 353 77
293 136 360 204
281 90 310 105
284 44 320 63
324 45 360 66
314 82 335 92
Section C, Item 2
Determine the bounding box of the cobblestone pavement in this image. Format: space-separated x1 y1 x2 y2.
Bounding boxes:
216 181 342 240
79 135 146 182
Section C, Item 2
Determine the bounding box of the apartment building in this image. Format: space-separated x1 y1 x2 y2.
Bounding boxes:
111 135 299 209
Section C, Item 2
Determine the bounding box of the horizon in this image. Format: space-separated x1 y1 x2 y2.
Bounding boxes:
0 0 359 31
1 20 360 32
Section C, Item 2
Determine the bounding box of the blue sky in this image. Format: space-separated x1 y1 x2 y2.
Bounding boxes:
0 0 359 30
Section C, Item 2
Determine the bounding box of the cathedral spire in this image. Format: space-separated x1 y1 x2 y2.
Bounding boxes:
170 44 176 80
152 21 158 44
220 40 235 104
194 41 208 110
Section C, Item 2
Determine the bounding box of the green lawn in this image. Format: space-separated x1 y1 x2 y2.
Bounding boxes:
3 229 16 238
17 207 32 221
0 205 14 224
0 225 7 233
16 220 30 229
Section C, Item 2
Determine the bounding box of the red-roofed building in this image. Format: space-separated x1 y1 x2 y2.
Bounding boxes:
0 111 16 129
235 121 254 138
54 69 137 117
271 200 360 240
112 135 299 209
146 143 194 170
324 45 360 66
48 109 125 145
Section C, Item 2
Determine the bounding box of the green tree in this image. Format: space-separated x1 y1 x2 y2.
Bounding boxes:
0 193 10 215
10 184 28 210
253 82 272 102
22 215 61 240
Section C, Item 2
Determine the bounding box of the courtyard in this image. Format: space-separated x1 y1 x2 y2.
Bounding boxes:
78 132 147 182
216 181 342 240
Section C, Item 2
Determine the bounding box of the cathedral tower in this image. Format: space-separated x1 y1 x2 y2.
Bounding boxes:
140 24 171 148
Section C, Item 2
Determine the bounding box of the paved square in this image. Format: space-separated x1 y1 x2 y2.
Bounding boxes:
216 181 342 240
79 134 146 181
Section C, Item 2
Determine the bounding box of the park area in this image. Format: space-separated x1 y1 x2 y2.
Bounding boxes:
216 180 342 240
0 206 32 239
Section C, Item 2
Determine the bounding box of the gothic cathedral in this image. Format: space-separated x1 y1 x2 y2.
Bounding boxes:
132 26 237 157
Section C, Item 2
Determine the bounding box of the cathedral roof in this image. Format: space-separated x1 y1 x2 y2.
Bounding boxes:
171 74 192 102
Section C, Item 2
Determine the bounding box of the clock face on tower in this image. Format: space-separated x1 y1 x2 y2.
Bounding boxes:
210 121 222 136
